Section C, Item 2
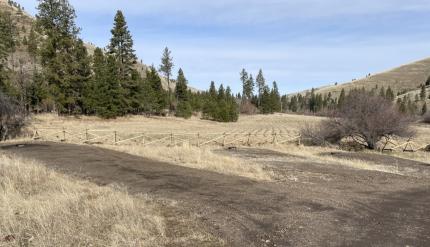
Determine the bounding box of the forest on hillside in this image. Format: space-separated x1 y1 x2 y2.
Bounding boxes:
0 0 238 122
1 0 428 123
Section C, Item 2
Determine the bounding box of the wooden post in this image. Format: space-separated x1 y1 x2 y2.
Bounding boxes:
85 129 89 142
222 133 226 147
114 131 117 144
62 127 66 142
197 133 200 147
170 132 174 146
247 133 251 146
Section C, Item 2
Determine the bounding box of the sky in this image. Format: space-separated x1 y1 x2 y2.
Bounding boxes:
17 0 430 94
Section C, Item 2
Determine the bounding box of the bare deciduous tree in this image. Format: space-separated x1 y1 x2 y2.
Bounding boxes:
0 92 25 141
301 91 413 150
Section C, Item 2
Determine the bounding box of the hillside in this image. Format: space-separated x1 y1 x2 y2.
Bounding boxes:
0 0 197 92
296 57 430 98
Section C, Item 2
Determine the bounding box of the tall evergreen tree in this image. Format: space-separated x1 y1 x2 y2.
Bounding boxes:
175 68 191 118
97 55 123 118
379 86 386 99
209 81 217 99
420 84 427 100
175 68 188 102
245 74 254 100
0 11 16 94
36 0 90 113
270 81 281 112
422 102 427 116
159 47 174 112
256 69 265 107
107 10 137 81
240 68 251 100
141 66 167 115
385 86 395 101
83 47 105 114
338 89 346 108
27 25 38 60
260 85 272 114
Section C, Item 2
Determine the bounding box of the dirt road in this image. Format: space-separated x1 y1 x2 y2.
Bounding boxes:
2 142 429 246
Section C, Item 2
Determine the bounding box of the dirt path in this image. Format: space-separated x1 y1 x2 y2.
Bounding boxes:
2 143 430 247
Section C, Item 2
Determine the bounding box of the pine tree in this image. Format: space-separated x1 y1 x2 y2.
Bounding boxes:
260 85 272 114
107 10 137 81
83 47 105 114
27 25 38 60
175 68 188 103
422 102 427 116
256 69 265 107
270 81 281 112
420 84 426 100
0 11 16 61
175 68 192 118
159 47 174 112
240 68 251 100
289 95 298 112
36 0 90 113
0 11 16 94
97 55 123 118
245 74 254 100
209 81 217 99
338 89 346 107
141 66 167 115
379 86 386 98
385 86 395 101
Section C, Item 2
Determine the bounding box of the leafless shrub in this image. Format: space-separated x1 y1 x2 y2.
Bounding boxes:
300 121 343 146
240 100 258 115
0 92 26 141
301 91 414 150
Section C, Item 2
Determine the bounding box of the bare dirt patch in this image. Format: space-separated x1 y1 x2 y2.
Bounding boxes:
2 143 429 246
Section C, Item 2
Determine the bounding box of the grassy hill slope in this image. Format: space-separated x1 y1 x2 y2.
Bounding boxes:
297 57 430 98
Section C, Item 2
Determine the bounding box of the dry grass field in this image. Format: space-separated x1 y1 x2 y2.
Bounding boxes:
2 113 430 246
0 153 221 246
22 113 430 180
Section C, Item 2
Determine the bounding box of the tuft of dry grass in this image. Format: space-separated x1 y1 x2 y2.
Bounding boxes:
0 153 218 246
102 144 274 181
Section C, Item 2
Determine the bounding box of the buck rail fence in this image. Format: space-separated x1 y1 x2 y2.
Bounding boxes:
30 127 427 152
31 127 302 147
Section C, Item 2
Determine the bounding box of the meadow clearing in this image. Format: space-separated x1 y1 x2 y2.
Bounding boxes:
1 113 430 246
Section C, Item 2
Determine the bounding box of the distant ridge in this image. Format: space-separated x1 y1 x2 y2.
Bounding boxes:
294 57 430 98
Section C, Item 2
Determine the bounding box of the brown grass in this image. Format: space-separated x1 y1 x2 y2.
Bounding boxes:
102 144 273 181
267 145 408 175
26 113 430 178
297 57 430 98
0 153 219 246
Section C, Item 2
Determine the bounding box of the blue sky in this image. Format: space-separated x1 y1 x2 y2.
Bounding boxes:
18 0 430 94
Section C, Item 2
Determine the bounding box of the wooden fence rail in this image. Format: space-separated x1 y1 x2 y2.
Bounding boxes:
31 127 427 152
32 127 302 147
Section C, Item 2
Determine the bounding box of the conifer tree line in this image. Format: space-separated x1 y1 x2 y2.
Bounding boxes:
283 84 428 116
239 68 281 114
0 0 239 121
